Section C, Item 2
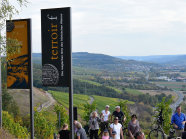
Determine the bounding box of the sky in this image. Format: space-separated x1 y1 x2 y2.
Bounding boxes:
13 0 186 56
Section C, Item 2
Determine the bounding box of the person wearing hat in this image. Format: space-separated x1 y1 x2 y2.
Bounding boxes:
100 105 111 135
111 131 117 139
102 129 109 139
110 117 124 139
111 106 126 124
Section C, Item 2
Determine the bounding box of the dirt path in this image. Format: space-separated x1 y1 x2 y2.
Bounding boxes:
37 91 56 112
89 96 94 104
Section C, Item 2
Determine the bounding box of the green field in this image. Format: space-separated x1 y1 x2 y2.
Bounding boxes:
78 79 102 86
49 90 134 117
125 88 143 95
92 95 134 112
49 91 90 116
153 81 186 90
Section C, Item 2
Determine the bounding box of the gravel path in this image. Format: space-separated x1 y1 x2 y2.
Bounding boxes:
37 91 56 112
89 96 94 104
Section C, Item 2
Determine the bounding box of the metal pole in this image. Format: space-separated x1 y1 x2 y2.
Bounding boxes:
0 28 2 129
69 83 74 139
30 84 34 139
0 52 2 129
29 19 34 139
59 111 61 129
69 7 74 139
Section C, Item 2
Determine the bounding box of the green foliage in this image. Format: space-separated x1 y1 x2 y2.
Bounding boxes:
54 105 69 129
34 108 55 139
81 102 97 124
0 0 27 56
153 97 173 134
2 111 29 138
118 100 130 127
2 87 20 118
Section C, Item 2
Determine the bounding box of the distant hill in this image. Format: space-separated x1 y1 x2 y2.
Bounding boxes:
116 55 186 66
33 52 159 72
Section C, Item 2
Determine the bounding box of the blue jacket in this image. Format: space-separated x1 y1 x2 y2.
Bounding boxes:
171 113 186 129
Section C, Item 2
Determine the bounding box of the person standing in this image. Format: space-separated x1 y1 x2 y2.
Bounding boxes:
89 111 101 139
102 129 109 139
111 106 126 124
100 105 111 134
58 123 70 139
110 117 124 139
75 122 87 139
128 114 144 139
171 105 186 137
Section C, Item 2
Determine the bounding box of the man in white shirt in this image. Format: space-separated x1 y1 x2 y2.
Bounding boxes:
100 105 111 136
110 117 124 139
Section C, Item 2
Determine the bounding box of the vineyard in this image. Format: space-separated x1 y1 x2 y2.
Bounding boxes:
49 90 134 116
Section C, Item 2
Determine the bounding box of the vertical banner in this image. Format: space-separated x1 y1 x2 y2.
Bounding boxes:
41 7 71 87
6 19 31 89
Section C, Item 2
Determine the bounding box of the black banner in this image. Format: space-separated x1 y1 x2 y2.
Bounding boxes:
41 8 71 87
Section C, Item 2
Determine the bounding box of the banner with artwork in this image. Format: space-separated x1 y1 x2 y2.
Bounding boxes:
6 19 31 89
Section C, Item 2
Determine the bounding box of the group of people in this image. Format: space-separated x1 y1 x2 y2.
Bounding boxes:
58 105 145 139
87 105 144 139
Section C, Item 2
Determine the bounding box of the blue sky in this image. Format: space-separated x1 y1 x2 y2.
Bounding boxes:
15 0 186 56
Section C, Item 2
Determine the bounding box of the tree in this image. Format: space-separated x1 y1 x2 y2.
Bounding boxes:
153 97 173 134
118 100 130 128
0 0 27 55
81 102 97 124
0 0 28 133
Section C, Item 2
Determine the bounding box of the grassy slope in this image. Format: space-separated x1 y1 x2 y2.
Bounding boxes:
8 87 49 116
49 90 134 117
125 88 143 95
49 90 90 117
92 95 134 112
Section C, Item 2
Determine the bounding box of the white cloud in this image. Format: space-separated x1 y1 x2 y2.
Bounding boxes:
13 0 186 55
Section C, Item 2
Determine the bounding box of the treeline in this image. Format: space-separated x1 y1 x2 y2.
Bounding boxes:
125 83 168 90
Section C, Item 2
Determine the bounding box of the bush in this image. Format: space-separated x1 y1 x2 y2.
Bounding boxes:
2 111 29 138
81 102 97 124
34 108 55 138
54 104 69 129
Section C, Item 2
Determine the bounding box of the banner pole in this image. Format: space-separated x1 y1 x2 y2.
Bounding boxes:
69 84 74 139
69 7 74 138
0 53 2 129
29 19 34 139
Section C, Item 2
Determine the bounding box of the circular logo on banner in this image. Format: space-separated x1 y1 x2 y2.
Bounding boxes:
6 22 15 32
42 64 59 86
